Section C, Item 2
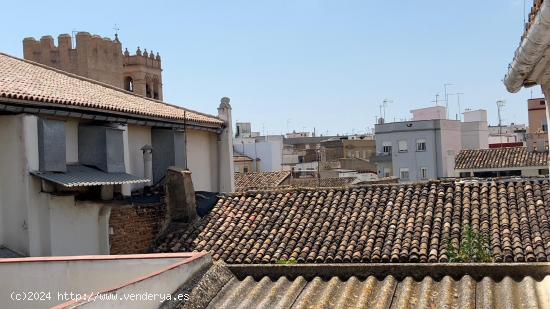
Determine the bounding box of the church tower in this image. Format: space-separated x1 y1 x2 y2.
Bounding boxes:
23 32 163 101
122 46 163 101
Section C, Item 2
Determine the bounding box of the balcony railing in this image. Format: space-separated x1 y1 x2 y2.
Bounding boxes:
371 152 392 163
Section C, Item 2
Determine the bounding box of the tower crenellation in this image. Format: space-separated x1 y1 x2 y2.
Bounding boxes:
22 31 163 100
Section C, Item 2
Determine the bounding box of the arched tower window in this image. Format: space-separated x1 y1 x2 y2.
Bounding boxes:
145 83 152 98
124 76 134 92
153 79 159 100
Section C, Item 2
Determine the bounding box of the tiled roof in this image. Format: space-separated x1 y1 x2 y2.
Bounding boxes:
155 179 550 263
455 147 548 169
233 150 256 163
0 53 223 126
291 177 357 188
234 171 291 191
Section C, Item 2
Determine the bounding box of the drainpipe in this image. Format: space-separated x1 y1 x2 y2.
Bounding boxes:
504 1 550 93
141 145 153 186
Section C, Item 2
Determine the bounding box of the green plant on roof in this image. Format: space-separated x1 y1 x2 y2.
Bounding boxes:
276 258 297 265
447 224 492 263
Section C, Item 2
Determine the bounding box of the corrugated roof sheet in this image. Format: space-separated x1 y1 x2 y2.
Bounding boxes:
0 53 223 127
203 274 550 309
31 165 149 187
0 246 23 258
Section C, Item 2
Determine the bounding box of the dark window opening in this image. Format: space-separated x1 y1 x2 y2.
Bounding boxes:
153 80 160 100
146 84 152 98
124 76 134 92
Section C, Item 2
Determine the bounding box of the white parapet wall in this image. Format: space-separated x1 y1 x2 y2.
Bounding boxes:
0 253 211 309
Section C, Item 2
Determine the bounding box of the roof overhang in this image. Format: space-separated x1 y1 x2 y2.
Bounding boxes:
504 1 550 92
0 98 224 133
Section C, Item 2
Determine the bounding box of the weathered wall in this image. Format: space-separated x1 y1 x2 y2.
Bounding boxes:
461 121 489 150
0 254 203 309
65 118 79 164
127 125 152 190
0 115 32 254
109 203 167 255
49 197 110 256
187 129 219 192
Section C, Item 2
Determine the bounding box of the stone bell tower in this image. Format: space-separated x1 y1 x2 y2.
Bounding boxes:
122 47 163 101
23 32 163 101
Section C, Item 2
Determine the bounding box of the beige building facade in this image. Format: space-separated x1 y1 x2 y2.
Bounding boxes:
527 98 548 151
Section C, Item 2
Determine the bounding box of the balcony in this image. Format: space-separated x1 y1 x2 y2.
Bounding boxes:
371 152 392 163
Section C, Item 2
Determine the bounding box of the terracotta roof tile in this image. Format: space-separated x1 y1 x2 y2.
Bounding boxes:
155 179 550 263
291 177 357 188
234 171 291 191
0 53 223 126
455 147 547 169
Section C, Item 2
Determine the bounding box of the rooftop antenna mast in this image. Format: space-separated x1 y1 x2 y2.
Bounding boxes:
455 92 464 121
380 99 393 121
431 93 444 106
497 100 506 147
444 83 453 119
448 92 464 120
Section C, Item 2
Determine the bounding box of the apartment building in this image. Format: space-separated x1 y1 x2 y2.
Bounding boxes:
373 118 461 181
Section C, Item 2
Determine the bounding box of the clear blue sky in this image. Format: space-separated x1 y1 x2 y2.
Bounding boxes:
1 0 541 135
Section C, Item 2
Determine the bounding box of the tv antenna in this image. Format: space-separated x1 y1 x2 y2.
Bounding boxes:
448 92 464 120
431 93 445 106
379 99 393 121
497 100 506 146
444 83 453 119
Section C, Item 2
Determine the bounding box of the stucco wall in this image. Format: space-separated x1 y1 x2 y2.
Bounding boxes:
238 140 283 172
0 115 32 254
0 115 112 257
187 129 219 192
461 121 489 150
437 120 462 178
0 255 202 309
127 125 152 191
65 118 79 164
375 127 438 180
49 197 110 256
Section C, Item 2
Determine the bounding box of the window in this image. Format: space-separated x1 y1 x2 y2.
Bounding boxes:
383 167 392 177
416 139 426 152
355 150 360 158
398 140 408 152
348 151 353 158
153 79 160 100
420 167 428 180
146 84 152 98
382 142 392 154
362 150 367 158
124 76 134 92
243 167 249 173
400 168 409 180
